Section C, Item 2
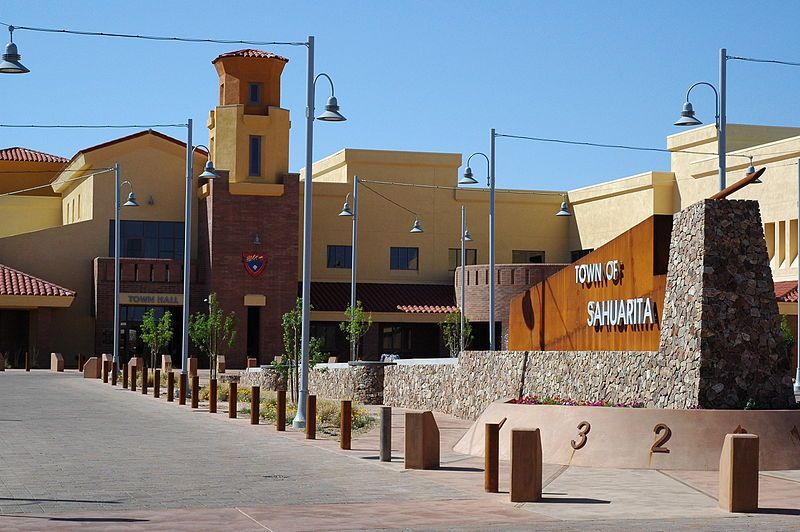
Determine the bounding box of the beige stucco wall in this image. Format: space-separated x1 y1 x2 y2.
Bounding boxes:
0 196 62 237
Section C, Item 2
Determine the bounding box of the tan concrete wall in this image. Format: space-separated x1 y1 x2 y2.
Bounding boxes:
0 196 62 237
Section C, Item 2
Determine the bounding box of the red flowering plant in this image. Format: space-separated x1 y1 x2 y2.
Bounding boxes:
511 395 645 408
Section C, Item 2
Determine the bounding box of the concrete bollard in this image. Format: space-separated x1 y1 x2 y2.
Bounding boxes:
191 375 199 409
111 362 118 386
510 428 543 503
141 367 148 395
276 390 286 431
250 386 260 424
209 379 217 413
306 395 317 440
188 357 198 377
122 363 128 389
404 411 440 470
153 369 160 398
179 373 187 405
380 406 392 462
217 355 226 374
161 355 172 373
247 357 258 368
719 433 760 513
166 371 174 402
130 365 137 392
25 351 30 372
51 353 64 373
229 382 238 418
340 400 352 450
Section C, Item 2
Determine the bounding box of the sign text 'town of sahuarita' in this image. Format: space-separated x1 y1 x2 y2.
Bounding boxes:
576 260 656 328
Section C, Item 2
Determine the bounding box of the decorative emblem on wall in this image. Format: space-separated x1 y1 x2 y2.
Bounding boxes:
242 253 267 278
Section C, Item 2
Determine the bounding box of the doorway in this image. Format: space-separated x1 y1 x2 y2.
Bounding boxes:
247 306 260 361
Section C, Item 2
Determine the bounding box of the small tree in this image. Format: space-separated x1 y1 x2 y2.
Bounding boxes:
440 309 472 357
277 298 325 403
188 293 237 380
140 309 174 369
340 300 373 361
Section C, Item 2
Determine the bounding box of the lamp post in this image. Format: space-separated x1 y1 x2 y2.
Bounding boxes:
113 164 139 367
0 26 29 73
296 44 347 429
460 205 472 353
180 125 219 381
796 158 800 395
674 48 727 192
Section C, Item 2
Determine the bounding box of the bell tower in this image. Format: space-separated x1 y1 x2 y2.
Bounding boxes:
208 49 291 190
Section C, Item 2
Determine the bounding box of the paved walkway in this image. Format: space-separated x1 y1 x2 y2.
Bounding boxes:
0 370 798 531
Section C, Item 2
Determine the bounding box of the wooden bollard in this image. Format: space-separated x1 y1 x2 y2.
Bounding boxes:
380 406 392 462
191 376 199 408
306 394 317 439
178 373 187 405
122 363 128 389
229 382 238 418
250 386 260 424
510 428 543 503
209 379 217 413
340 400 352 450
153 369 160 398
719 433 760 513
77 353 83 371
25 351 30 372
102 361 109 383
166 371 174 402
111 362 118 386
485 418 506 493
404 411 440 469
276 390 286 431
130 365 137 392
141 367 148 395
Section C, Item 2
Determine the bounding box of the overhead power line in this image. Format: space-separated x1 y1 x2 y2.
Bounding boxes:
359 181 418 216
0 168 114 198
359 179 564 197
0 123 186 129
728 55 800 68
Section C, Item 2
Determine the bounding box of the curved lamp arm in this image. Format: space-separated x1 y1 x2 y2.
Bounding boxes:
685 81 720 128
314 72 336 95
466 152 491 186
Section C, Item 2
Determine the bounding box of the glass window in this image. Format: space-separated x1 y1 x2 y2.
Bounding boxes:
512 250 545 264
248 83 262 104
390 247 419 270
109 221 185 260
571 249 594 262
327 245 352 269
448 248 477 271
249 136 262 176
381 324 412 354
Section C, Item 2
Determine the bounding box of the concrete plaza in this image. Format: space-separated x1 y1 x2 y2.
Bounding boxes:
0 370 799 531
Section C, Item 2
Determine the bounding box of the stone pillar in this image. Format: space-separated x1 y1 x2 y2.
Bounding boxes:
348 361 392 405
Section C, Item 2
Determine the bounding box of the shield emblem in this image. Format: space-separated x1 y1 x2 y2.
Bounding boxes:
242 253 267 278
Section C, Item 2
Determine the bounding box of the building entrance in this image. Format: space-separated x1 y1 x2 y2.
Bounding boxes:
119 305 181 366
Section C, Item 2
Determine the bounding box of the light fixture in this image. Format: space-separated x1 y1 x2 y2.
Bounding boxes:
123 192 139 207
0 26 29 74
746 156 762 184
198 159 219 179
459 166 478 185
410 217 424 233
674 101 703 127
464 229 472 242
556 195 571 217
317 96 346 122
253 233 262 245
339 193 353 216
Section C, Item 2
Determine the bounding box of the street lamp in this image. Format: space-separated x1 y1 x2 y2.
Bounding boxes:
0 26 29 74
796 158 800 395
674 49 727 192
296 59 347 429
180 130 219 385
338 176 423 362
460 205 473 354
113 163 138 367
557 194 572 216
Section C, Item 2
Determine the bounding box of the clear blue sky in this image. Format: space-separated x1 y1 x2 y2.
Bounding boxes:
2 1 799 190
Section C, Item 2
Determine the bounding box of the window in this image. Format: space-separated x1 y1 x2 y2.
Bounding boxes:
109 220 184 259
448 248 477 271
381 324 412 354
248 83 262 104
571 249 594 262
390 247 418 270
327 245 352 268
512 250 545 264
249 135 262 176
311 323 341 355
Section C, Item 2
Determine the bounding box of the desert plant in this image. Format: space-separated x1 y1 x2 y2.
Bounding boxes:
440 309 472 357
189 293 236 380
339 300 373 361
140 309 173 370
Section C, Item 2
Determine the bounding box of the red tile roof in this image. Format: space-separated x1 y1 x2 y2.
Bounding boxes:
309 282 455 314
397 305 457 314
0 263 76 298
775 281 798 303
0 147 68 164
213 49 289 63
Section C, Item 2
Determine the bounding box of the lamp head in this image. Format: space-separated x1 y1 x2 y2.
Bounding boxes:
464 229 472 242
0 30 29 74
556 201 571 217
339 200 353 217
410 218 424 233
317 95 347 121
674 101 702 127
459 166 478 185
123 192 139 207
198 159 219 179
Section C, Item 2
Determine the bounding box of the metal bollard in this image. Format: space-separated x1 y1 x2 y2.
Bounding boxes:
380 406 392 462
276 390 286 431
179 373 187 405
111 362 117 386
484 419 505 493
250 386 260 424
102 361 109 383
510 428 543 503
77 353 83 371
25 352 30 372
191 375 199 408
340 400 352 450
306 395 317 440
153 369 160 398
209 379 217 413
141 367 148 395
122 363 128 389
167 371 174 402
229 382 238 418
130 365 137 392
